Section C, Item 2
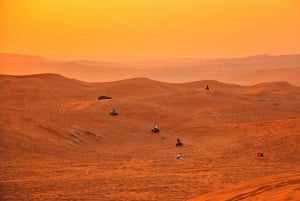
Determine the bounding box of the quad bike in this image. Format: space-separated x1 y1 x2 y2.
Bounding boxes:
176 138 183 147
151 127 160 133
109 109 118 116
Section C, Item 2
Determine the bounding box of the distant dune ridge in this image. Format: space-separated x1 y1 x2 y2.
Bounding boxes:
1 52 300 85
0 73 300 200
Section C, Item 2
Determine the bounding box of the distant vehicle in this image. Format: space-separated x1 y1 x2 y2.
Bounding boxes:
257 152 264 157
151 125 160 133
176 138 183 147
176 153 183 160
109 108 118 116
98 96 112 100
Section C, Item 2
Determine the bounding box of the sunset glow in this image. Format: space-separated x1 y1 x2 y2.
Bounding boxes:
1 0 300 59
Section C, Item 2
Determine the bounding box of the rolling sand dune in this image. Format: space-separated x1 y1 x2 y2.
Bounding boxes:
0 53 136 81
0 74 299 200
233 67 300 87
1 53 300 85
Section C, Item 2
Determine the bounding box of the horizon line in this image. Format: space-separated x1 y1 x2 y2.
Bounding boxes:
1 51 300 62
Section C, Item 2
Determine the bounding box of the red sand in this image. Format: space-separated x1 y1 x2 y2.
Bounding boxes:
0 74 299 200
188 173 300 201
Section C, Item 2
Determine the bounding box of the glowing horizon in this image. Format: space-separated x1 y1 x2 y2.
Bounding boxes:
1 0 300 60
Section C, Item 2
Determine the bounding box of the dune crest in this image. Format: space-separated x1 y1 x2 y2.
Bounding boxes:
1 52 300 85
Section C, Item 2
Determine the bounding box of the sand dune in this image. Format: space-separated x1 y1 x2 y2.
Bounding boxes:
0 53 136 81
1 53 300 85
0 74 299 200
233 67 300 86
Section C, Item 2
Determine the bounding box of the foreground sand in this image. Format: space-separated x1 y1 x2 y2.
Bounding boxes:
188 173 300 201
0 74 299 200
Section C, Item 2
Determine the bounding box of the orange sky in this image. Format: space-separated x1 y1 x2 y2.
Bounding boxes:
1 0 299 59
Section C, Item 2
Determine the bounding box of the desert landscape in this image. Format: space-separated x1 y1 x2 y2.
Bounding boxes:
1 0 300 200
0 72 299 200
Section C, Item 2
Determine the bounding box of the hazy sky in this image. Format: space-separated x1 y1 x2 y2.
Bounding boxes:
1 0 300 59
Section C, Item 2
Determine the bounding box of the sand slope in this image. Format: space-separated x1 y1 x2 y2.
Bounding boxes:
0 74 299 201
188 173 300 201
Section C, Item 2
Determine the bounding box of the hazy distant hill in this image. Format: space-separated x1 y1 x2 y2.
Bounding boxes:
1 52 300 85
